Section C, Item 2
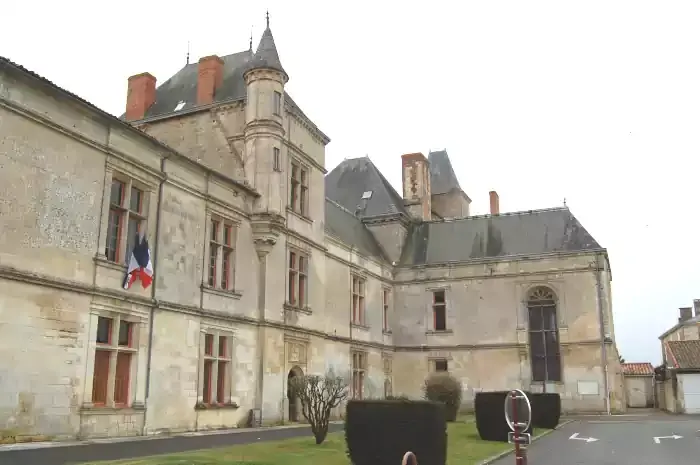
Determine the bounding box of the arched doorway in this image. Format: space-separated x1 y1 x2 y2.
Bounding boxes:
287 366 304 422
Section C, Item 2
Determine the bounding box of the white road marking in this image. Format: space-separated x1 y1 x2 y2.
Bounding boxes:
569 432 599 443
653 435 682 444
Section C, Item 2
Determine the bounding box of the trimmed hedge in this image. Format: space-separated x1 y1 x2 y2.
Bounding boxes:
474 391 561 442
345 399 447 465
530 393 561 429
475 392 532 442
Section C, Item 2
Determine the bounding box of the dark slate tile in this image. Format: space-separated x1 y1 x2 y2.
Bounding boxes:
324 199 386 260
325 157 406 218
428 150 462 195
402 208 603 266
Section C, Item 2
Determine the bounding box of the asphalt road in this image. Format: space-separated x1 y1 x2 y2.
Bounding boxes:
0 423 344 465
491 414 700 465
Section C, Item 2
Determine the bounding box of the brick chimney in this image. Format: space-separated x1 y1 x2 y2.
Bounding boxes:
679 307 693 322
125 73 156 122
401 152 432 221
489 190 500 215
197 55 224 106
694 299 700 317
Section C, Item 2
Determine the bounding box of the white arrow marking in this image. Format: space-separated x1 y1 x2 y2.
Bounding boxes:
569 432 599 443
653 435 682 444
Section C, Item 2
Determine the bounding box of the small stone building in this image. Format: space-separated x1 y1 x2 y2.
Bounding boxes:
621 363 654 408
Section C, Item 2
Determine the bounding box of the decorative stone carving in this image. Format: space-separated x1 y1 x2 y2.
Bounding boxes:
287 342 307 364
250 212 285 257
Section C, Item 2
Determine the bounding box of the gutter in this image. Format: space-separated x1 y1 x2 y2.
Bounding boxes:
594 253 611 415
142 156 168 434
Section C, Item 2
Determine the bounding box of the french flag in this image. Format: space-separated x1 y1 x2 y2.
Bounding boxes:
123 234 154 290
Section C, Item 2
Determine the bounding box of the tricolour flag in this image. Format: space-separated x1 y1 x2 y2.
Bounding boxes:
123 234 153 290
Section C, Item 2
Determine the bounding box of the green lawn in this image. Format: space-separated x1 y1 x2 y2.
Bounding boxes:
81 420 547 465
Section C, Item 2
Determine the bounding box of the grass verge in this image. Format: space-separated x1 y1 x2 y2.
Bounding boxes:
80 421 548 465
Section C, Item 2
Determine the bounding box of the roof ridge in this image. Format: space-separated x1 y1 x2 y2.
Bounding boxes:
423 206 571 224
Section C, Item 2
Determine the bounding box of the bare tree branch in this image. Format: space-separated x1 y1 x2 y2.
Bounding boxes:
288 369 349 444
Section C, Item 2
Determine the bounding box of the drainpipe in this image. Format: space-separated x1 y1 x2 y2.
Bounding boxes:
142 156 168 435
595 253 611 415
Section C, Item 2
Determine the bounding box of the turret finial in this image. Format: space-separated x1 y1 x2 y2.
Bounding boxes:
266 10 270 29
249 29 253 52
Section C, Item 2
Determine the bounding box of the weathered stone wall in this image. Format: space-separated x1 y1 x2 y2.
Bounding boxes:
624 376 653 408
391 252 621 412
431 191 470 218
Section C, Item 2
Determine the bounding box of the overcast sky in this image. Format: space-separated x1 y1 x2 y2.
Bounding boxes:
3 1 699 365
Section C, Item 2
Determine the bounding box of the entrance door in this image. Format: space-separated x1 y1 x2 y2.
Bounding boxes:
681 374 700 414
287 366 303 422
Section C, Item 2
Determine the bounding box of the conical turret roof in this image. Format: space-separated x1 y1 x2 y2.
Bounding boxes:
246 15 287 80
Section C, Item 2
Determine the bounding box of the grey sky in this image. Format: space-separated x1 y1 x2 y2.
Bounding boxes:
3 0 698 365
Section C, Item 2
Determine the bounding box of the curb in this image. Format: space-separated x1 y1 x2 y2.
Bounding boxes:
478 419 575 465
0 421 344 452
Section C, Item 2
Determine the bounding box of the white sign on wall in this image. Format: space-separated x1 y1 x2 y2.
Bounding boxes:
577 381 600 396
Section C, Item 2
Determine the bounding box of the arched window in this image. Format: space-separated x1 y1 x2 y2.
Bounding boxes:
527 286 562 382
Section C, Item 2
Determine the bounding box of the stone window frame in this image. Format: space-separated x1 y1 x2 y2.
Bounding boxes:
426 286 450 333
382 354 393 398
351 274 367 327
196 327 237 409
202 209 242 298
351 350 367 400
286 247 310 311
382 287 392 334
289 159 310 218
82 309 147 410
273 147 282 172
273 90 282 116
97 167 157 267
526 285 563 383
433 358 449 372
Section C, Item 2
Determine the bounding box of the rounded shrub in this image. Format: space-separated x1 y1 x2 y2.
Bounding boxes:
422 373 462 422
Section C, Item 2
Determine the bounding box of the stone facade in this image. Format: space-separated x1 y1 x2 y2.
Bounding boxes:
0 22 624 442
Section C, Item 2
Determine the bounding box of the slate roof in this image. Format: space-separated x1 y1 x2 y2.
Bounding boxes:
245 25 287 77
659 313 700 339
324 199 385 259
119 26 328 144
621 362 654 376
325 157 408 218
428 150 463 195
0 55 258 199
400 207 602 265
665 340 700 370
140 50 253 119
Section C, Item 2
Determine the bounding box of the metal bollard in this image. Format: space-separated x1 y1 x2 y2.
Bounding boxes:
504 390 531 465
402 451 418 465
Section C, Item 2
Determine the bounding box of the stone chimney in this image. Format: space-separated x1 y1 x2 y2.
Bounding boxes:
197 55 224 106
125 73 156 122
489 191 500 215
694 299 700 317
679 307 693 322
401 152 432 221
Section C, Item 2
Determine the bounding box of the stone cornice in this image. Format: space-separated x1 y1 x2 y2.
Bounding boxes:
403 249 609 270
0 263 612 354
284 101 330 146
362 212 412 228
285 140 326 174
